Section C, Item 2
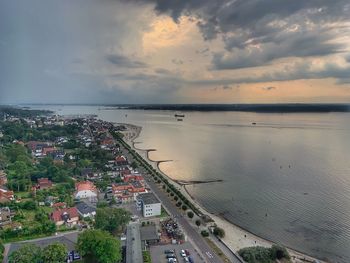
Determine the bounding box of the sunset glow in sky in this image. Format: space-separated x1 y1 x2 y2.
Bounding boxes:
1 0 350 104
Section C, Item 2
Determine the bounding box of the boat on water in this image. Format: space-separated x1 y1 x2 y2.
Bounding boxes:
252 122 257 125
174 113 185 118
177 118 183 121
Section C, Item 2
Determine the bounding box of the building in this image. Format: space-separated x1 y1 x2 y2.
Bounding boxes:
0 188 14 203
4 232 80 262
137 193 161 218
140 224 160 246
126 223 143 263
50 207 79 227
112 182 146 203
74 181 98 202
0 207 12 226
0 170 7 186
76 202 96 218
115 155 128 166
36 178 53 190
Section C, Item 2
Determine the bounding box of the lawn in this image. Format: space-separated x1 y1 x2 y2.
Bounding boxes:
143 250 152 263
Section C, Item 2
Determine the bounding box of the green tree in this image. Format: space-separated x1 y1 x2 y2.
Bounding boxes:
95 207 130 234
270 245 290 260
8 244 42 263
195 219 201 227
213 226 225 238
42 243 67 263
77 229 122 263
0 240 4 262
187 211 194 219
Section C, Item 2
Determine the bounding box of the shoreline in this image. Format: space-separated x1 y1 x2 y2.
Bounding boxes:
120 123 326 263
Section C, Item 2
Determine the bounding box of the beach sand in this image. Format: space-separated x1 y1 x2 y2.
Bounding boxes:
121 123 326 263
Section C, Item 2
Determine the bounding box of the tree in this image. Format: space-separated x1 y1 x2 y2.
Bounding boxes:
95 207 130 234
195 219 201 227
0 240 4 262
187 211 194 219
42 243 67 263
201 230 209 237
182 205 188 211
270 245 290 260
213 226 225 238
8 244 42 263
77 229 122 263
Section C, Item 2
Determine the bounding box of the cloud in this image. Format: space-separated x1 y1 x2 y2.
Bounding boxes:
186 61 350 86
222 85 232 90
262 86 277 91
171 59 184 65
138 0 350 69
106 54 148 68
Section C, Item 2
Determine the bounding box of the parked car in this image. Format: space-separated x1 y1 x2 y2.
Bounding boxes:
165 249 175 254
181 250 186 257
166 254 176 259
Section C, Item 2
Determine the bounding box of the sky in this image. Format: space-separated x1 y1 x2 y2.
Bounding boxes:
1 0 350 104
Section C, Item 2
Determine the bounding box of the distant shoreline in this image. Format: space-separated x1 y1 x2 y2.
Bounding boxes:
17 103 350 113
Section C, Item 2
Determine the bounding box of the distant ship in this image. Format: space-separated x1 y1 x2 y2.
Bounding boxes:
252 122 257 125
174 113 185 118
177 118 183 121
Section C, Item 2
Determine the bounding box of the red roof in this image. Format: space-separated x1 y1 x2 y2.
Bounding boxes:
75 181 97 192
50 207 78 222
115 155 127 162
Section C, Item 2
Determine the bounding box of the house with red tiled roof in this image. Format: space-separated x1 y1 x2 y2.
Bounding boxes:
74 181 97 201
37 178 53 190
52 202 66 209
115 155 128 166
0 170 7 187
50 207 79 226
122 174 144 183
112 181 146 203
0 188 14 203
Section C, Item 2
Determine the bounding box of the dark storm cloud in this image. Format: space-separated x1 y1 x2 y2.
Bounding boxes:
136 0 350 69
262 86 277 91
106 54 148 68
185 61 350 86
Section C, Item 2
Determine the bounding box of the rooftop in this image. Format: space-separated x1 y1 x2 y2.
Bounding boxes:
138 192 160 205
140 225 159 241
126 223 142 263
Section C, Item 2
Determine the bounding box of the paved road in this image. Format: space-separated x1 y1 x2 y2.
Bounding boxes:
143 173 224 263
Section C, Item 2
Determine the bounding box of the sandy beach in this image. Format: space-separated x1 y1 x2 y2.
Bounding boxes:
121 123 325 263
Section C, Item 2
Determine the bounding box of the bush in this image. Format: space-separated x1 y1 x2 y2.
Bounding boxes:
176 201 182 207
187 211 194 218
195 219 201 227
201 230 209 237
213 226 225 238
181 205 187 211
238 245 290 263
270 245 290 260
174 196 179 201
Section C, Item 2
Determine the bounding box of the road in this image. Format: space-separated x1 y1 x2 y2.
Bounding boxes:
120 138 243 263
143 173 224 263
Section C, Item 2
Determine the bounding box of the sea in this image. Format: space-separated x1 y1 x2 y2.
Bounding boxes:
30 105 350 262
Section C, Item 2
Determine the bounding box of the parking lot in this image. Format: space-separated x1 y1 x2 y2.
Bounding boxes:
150 242 204 263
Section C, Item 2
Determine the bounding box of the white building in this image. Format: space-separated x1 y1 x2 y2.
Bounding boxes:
138 193 161 218
74 181 98 202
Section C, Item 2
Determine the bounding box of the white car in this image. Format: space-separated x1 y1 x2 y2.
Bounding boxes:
181 250 186 257
184 257 189 262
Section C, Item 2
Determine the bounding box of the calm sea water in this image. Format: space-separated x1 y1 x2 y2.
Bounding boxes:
33 105 350 262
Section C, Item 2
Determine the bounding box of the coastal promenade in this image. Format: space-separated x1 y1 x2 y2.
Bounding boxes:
143 172 227 263
120 124 242 263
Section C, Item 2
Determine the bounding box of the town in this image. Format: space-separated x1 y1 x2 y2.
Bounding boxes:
0 107 241 263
